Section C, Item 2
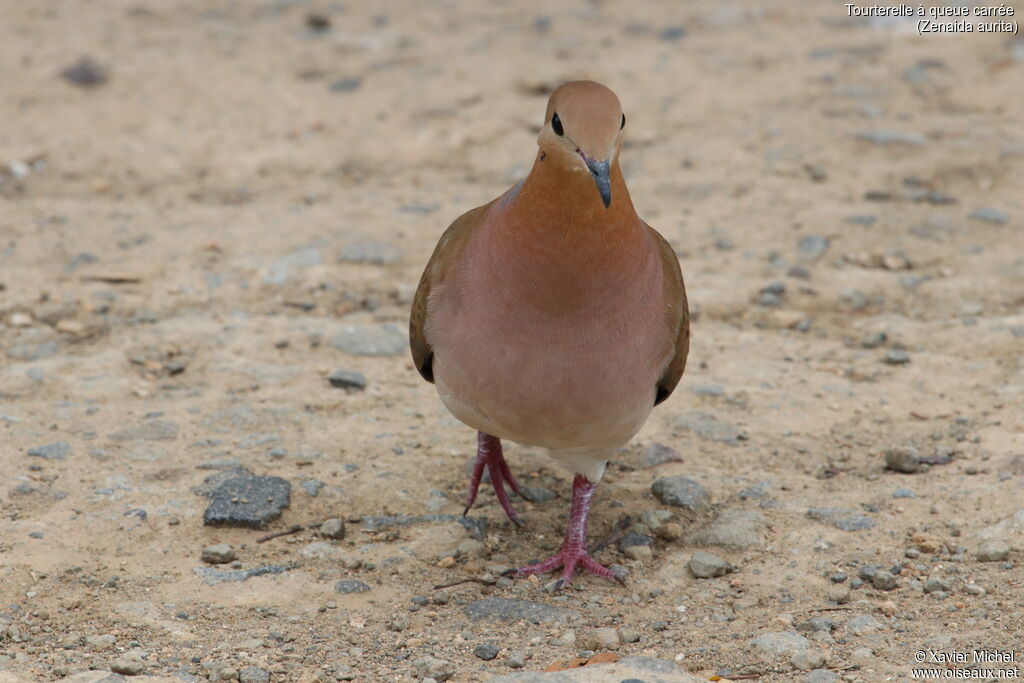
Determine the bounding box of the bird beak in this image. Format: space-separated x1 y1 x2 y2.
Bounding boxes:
585 158 612 208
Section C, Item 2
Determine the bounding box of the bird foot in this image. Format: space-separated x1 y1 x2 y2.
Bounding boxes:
463 432 524 525
517 548 623 589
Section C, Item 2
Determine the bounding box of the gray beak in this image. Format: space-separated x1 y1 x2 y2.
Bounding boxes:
585 158 612 208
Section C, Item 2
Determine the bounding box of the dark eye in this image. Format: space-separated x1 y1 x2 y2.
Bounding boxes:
551 112 564 136
620 114 626 130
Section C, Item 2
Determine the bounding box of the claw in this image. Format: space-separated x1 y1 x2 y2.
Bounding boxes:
463 432 523 524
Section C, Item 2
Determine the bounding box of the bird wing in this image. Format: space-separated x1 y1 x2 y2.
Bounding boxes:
409 202 491 383
649 226 690 405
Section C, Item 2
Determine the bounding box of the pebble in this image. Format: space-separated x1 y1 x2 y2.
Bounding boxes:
673 410 747 445
109 420 179 441
798 235 829 260
853 129 926 146
299 542 336 559
968 207 1010 224
507 651 526 669
883 349 911 365
86 634 117 649
619 627 641 643
202 475 291 529
636 442 685 468
687 551 730 578
335 580 371 594
522 485 556 502
685 509 765 549
583 627 621 651
623 545 653 561
651 476 710 511
860 331 888 349
328 370 367 391
870 570 898 591
749 631 810 656
201 544 236 564
804 670 838 683
27 441 70 460
330 323 406 356
977 540 1009 562
111 657 145 675
791 648 827 671
338 239 402 264
412 656 454 682
884 446 920 473
796 617 834 633
300 479 325 496
321 518 346 539
474 643 500 660
239 667 270 683
193 564 291 586
387 613 410 632
924 577 951 593
329 77 363 93
964 583 986 596
61 56 109 87
893 488 917 498
463 598 576 624
847 614 883 635
806 506 875 531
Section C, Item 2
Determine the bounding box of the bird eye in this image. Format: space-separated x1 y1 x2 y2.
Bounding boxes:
620 114 626 130
551 113 564 136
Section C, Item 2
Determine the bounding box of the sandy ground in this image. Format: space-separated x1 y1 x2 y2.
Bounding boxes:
2 1 1023 681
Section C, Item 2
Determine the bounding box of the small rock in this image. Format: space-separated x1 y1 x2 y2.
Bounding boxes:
329 77 363 93
688 551 731 578
893 488 916 498
686 510 765 549
584 627 620 651
328 370 367 391
636 442 685 468
924 577 951 593
27 441 70 460
387 613 410 632
870 570 898 591
299 541 336 559
798 235 830 260
659 25 687 41
860 331 888 349
61 56 109 87
673 410 746 445
338 239 402 264
853 129 926 146
883 350 911 365
968 207 1010 225
651 476 710 511
521 485 556 502
804 669 838 683
847 614 883 635
656 521 683 541
623 545 652 562
464 598 576 624
885 447 920 473
110 420 179 441
507 651 526 669
335 580 371 594
305 13 331 31
806 507 875 531
193 564 291 586
239 667 270 683
977 540 1010 562
619 627 641 643
457 538 486 558
964 583 986 596
111 657 145 675
749 631 810 656
412 656 454 681
201 544 236 564
791 648 827 671
202 475 291 529
796 617 834 634
85 634 117 649
300 479 325 496
321 518 346 539
331 323 406 356
474 643 500 661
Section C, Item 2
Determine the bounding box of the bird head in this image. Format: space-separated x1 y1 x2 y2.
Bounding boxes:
537 81 626 209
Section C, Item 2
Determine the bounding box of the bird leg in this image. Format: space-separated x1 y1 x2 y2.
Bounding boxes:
463 432 524 525
517 474 621 588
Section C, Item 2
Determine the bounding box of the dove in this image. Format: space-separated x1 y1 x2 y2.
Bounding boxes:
410 80 689 587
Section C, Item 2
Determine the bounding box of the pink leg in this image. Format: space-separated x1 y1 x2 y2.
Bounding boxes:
463 432 525 525
517 474 622 588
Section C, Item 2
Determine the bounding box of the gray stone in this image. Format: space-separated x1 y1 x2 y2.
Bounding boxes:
870 570 898 591
300 479 325 496
361 513 486 540
636 442 685 468
749 631 810 656
335 580 371 594
111 657 145 675
806 507 875 531
924 577 951 593
685 510 765 549
201 543 236 564
328 370 367 391
893 488 916 498
798 235 829 260
652 476 710 511
109 420 179 441
791 648 827 671
847 614 883 635
522 485 556 503
464 598 576 624
320 518 346 539
968 207 1010 224
803 669 838 683
884 447 919 473
27 441 70 460
299 541 336 559
262 244 322 285
238 667 270 683
193 564 292 585
61 56 109 87
202 475 290 529
331 323 406 356
412 656 454 682
329 77 362 93
977 540 1010 562
882 349 911 365
486 656 702 682
688 551 731 578
583 627 621 650
853 129 927 146
674 411 746 445
796 617 834 633
474 643 500 660
338 239 402 264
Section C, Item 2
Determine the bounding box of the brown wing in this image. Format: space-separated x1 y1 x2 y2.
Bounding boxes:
649 226 690 406
409 203 492 383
